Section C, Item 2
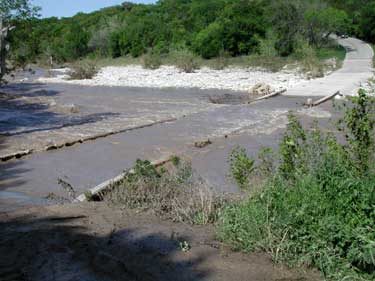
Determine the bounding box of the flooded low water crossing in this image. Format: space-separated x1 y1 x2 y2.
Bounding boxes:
0 77 335 211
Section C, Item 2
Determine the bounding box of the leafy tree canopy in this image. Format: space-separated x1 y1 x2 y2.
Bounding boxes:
6 0 373 64
0 0 40 21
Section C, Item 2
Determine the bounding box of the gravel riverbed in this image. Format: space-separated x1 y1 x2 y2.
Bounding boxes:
38 65 309 92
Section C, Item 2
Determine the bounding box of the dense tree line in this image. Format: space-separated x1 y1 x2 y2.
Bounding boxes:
0 0 39 81
6 0 375 65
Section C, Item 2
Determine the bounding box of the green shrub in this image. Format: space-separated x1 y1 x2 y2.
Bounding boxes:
63 23 90 60
358 2 375 44
110 32 122 58
142 51 162 70
278 113 307 179
12 53 28 70
68 61 99 80
294 40 324 78
257 30 278 58
219 173 375 280
219 90 375 280
171 49 200 73
338 89 375 174
193 22 224 59
211 50 230 70
153 40 169 55
130 40 146 58
103 159 226 225
218 0 266 56
229 147 255 190
256 147 276 177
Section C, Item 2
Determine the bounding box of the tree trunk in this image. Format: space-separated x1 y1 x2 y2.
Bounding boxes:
0 15 5 81
0 15 14 83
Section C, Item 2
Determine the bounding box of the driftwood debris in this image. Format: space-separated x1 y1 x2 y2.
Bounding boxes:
304 91 341 107
74 157 173 202
194 139 212 148
312 91 341 106
248 88 287 104
248 83 272 97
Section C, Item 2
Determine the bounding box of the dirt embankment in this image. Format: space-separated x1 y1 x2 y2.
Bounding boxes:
0 202 321 281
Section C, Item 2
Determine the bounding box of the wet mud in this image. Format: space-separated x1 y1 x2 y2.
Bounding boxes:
0 202 321 281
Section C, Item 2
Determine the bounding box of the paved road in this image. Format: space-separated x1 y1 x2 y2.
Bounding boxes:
285 37 374 96
0 37 372 211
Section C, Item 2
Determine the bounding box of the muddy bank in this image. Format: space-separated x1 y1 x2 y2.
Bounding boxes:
0 202 321 281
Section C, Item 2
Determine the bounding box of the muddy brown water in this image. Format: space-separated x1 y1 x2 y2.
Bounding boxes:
0 76 335 211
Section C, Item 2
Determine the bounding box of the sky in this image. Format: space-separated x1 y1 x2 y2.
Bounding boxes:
32 0 156 18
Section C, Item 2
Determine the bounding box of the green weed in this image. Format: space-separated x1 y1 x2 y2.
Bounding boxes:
103 159 226 225
229 147 255 190
142 50 162 70
68 60 98 80
170 49 200 73
219 89 375 280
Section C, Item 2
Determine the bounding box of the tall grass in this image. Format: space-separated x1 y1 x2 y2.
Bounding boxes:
219 90 375 280
141 50 162 70
169 49 200 73
68 60 98 80
102 158 227 225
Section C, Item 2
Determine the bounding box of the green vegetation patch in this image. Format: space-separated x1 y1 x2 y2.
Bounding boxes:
316 45 346 62
68 60 98 80
102 158 227 225
219 90 375 280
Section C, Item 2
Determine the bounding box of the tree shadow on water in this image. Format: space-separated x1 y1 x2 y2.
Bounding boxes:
0 87 120 135
0 83 120 197
0 214 210 281
0 161 29 190
0 136 29 193
1 83 60 98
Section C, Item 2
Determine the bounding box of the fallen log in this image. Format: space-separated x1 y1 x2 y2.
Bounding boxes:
74 156 173 203
248 88 287 104
45 143 65 151
311 91 341 107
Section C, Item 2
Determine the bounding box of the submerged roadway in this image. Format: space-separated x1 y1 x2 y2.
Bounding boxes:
0 37 373 211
